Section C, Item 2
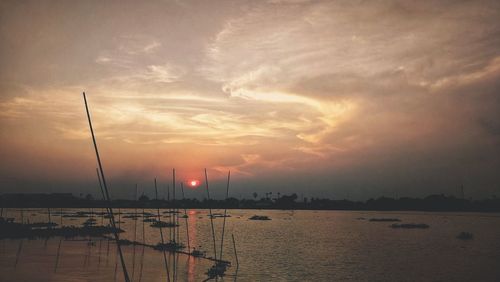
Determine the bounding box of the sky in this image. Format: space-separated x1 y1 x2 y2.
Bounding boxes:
0 0 499 200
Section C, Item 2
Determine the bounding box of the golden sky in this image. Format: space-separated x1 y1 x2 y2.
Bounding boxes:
1 0 499 199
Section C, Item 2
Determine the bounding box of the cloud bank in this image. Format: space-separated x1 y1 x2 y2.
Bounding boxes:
0 0 499 199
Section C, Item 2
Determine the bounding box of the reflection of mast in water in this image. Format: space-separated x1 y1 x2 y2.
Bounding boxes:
170 252 176 282
54 206 64 273
14 239 24 268
98 238 102 268
54 237 63 273
83 239 91 269
138 244 145 282
155 178 171 282
175 252 180 282
172 248 176 281
232 234 239 269
168 252 180 282
105 239 110 267
233 266 239 282
114 244 118 281
186 210 198 282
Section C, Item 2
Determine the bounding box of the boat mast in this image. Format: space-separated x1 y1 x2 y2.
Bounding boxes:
204 168 218 260
219 170 231 262
180 182 191 251
83 92 130 282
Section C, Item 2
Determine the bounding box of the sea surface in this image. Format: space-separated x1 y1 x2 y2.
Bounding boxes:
1 209 500 281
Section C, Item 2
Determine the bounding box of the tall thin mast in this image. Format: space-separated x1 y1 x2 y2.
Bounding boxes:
180 182 190 252
83 92 130 282
204 168 218 260
96 168 107 226
219 171 231 261
173 169 176 243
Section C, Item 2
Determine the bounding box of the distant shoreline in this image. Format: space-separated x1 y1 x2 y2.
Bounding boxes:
2 207 500 214
1 193 499 213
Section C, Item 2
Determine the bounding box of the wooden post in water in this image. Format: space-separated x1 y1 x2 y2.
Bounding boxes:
204 168 218 260
83 92 130 282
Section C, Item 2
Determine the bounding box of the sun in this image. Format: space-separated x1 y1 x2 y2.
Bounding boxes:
189 180 200 188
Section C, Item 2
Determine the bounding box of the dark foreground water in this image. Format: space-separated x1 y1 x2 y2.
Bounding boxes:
1 209 500 281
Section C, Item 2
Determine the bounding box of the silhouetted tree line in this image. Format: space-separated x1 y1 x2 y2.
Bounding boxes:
0 193 499 212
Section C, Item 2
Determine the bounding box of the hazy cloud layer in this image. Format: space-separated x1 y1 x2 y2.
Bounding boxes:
0 0 499 199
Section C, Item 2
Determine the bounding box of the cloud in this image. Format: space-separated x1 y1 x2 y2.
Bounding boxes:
0 0 499 198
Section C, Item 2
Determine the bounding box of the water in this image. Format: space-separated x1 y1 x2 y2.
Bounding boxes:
1 209 500 281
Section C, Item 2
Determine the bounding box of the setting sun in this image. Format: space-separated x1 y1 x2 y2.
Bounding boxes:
189 180 199 187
